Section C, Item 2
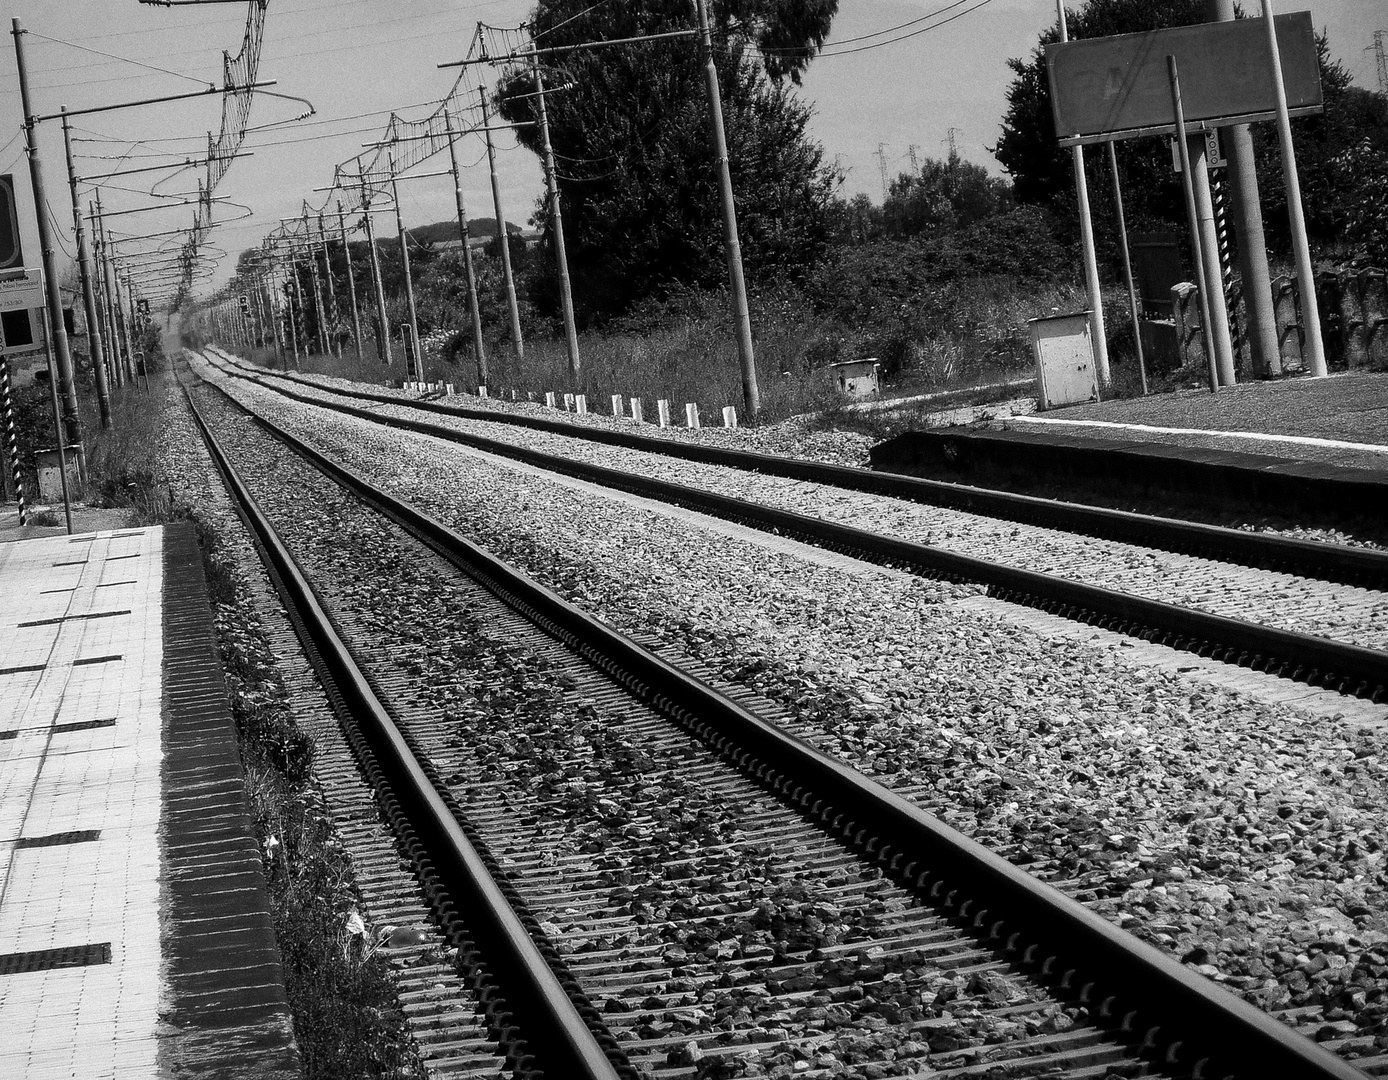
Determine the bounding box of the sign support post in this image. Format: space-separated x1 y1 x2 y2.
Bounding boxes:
1105 142 1147 394
1168 56 1220 393
1055 1 1110 387
1261 0 1325 377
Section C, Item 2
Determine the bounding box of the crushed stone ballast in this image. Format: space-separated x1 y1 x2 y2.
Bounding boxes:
196 352 1388 705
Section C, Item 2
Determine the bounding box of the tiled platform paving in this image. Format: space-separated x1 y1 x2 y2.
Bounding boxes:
0 523 299 1079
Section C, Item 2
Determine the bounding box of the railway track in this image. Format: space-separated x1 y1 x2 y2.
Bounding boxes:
202 347 1388 590
177 361 1371 1079
196 351 1388 704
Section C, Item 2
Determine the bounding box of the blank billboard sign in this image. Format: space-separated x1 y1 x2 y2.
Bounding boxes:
1046 13 1322 145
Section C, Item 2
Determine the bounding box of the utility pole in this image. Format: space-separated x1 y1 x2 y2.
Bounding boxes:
1263 0 1326 377
1054 2 1110 385
530 47 581 377
302 210 329 356
388 152 423 382
61 109 112 428
359 171 392 364
252 268 269 350
285 266 301 365
876 143 890 200
444 107 487 386
90 229 115 389
114 269 137 386
263 263 286 369
337 200 363 361
13 19 85 462
97 197 130 385
694 0 759 418
479 86 524 360
317 210 340 358
91 199 121 388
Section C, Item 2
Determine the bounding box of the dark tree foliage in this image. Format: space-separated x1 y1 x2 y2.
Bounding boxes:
1251 61 1388 253
496 0 839 323
881 151 1014 238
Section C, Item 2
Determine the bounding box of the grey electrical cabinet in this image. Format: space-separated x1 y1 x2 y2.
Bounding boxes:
1029 312 1098 410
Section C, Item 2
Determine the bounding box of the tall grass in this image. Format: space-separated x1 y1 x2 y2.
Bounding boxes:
216 273 1172 425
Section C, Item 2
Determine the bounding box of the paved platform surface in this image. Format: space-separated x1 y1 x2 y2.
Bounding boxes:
0 523 299 1079
1005 370 1388 474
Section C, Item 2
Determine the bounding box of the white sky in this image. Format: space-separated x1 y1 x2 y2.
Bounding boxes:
0 0 1381 299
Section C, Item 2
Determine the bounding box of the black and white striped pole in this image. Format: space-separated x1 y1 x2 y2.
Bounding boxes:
0 352 26 524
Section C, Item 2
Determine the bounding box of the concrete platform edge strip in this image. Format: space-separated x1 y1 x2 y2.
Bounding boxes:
156 521 302 1075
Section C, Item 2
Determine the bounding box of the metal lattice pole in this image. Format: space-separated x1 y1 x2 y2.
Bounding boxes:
1 353 27 524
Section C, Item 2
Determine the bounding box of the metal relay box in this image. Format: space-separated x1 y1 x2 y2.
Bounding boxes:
1029 312 1098 410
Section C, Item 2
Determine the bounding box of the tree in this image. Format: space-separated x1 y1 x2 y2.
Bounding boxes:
1251 58 1388 253
495 0 840 323
881 151 1013 239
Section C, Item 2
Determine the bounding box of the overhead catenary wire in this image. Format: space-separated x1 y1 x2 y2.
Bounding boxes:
26 29 214 87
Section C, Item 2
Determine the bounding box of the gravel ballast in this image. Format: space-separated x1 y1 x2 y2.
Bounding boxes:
212 361 1388 658
197 357 1388 1065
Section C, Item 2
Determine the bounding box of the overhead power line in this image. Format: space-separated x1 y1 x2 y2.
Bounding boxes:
760 0 995 58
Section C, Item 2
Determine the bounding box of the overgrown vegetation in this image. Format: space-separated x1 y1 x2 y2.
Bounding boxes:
196 518 423 1079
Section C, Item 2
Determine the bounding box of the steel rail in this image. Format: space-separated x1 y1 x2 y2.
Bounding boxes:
206 351 1388 591
181 385 630 1080
202 359 1388 703
186 362 1368 1080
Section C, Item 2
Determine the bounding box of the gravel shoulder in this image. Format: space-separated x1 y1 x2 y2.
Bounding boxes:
202 358 1388 1065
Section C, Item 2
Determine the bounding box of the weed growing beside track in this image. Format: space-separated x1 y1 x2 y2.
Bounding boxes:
190 513 425 1080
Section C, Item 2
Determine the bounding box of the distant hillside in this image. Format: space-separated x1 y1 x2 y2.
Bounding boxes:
408 217 521 245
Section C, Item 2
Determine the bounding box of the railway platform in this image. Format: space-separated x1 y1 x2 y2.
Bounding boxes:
0 523 299 1079
871 370 1388 519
